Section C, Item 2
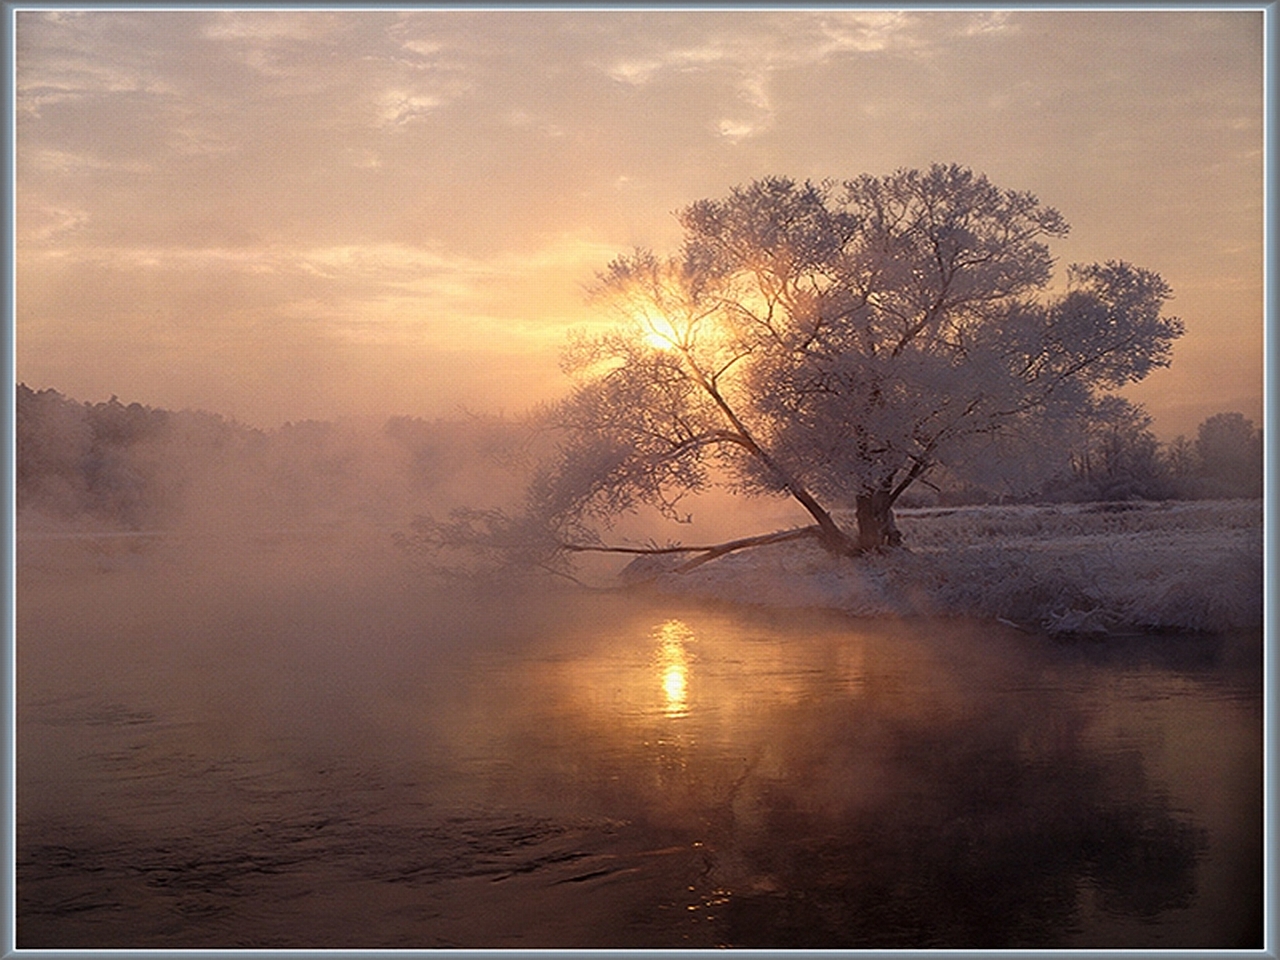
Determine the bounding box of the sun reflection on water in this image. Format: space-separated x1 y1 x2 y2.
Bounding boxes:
654 619 694 719
663 665 687 704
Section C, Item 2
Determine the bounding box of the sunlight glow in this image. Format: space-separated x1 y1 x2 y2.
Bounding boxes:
654 619 694 718
641 313 683 351
663 666 687 703
643 328 677 351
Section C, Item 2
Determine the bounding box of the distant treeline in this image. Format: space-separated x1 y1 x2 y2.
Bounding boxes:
1050 402 1262 504
911 396 1263 507
14 384 1263 530
15 384 530 531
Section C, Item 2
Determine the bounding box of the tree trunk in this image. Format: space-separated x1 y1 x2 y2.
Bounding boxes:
789 485 858 555
855 490 902 552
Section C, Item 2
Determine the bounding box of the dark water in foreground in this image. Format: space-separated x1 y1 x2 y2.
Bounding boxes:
17 544 1263 949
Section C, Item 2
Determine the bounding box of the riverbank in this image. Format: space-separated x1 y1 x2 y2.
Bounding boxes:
628 499 1264 635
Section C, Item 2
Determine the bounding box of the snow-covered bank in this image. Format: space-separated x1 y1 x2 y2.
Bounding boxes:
628 500 1264 634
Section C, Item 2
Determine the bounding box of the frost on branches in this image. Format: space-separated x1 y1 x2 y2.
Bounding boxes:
402 164 1183 580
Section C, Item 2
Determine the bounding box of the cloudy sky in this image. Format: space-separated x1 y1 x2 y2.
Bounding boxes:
15 8 1264 436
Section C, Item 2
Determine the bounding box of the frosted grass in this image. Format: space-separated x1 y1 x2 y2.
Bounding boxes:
636 500 1263 634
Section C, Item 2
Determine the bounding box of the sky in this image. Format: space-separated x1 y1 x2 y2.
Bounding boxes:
13 7 1266 438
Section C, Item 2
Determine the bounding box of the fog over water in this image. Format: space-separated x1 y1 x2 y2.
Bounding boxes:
16 494 1263 948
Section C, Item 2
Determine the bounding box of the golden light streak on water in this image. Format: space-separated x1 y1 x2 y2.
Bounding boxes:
654 619 694 719
663 666 687 704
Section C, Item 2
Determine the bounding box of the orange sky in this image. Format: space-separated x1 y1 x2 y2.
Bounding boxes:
14 8 1266 438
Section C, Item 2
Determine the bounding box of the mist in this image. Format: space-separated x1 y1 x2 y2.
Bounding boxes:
15 385 1262 949
14 7 1265 947
17 539 1261 949
15 383 818 594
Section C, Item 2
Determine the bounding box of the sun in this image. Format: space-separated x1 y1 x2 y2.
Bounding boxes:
640 313 682 351
643 329 676 350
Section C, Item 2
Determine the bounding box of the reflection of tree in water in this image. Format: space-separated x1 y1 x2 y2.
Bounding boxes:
472 608 1256 949
711 696 1210 949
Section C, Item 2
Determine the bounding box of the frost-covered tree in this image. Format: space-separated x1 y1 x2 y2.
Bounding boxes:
408 165 1184 573
1164 434 1200 484
1195 412 1263 498
1056 395 1172 501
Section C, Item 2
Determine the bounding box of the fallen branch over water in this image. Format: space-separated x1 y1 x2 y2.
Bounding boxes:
560 525 821 573
395 508 826 583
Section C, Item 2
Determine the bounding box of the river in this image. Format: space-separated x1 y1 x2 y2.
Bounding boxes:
15 536 1263 949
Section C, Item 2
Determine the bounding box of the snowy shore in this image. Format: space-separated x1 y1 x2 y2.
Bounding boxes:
628 499 1264 635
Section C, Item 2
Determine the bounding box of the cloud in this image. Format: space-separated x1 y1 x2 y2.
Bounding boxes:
401 38 443 59
23 147 124 174
16 13 180 117
20 232 617 344
13 9 1262 430
375 88 442 126
594 12 944 141
200 11 338 44
814 11 919 54
606 58 663 86
717 118 758 142
22 205 91 242
166 120 238 157
958 11 1017 38
199 10 358 83
597 12 930 84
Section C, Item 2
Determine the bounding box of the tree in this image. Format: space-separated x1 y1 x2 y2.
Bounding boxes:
408 165 1184 575
1195 412 1262 498
1164 433 1199 487
1055 395 1172 501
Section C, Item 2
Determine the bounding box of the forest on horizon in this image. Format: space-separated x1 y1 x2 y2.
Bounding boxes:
15 383 1264 536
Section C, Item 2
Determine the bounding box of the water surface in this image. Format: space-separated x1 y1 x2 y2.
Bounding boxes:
16 542 1263 948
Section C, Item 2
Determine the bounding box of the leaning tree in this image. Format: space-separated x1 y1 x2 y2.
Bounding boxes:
404 164 1183 576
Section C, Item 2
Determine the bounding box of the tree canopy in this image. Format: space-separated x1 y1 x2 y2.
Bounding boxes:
410 164 1185 574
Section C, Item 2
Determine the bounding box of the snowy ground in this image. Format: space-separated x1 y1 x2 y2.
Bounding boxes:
629 500 1265 635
